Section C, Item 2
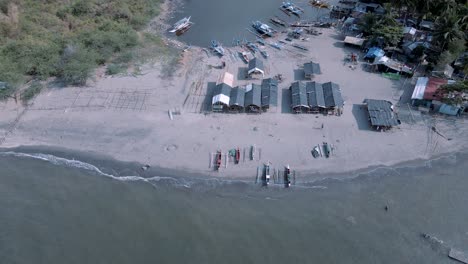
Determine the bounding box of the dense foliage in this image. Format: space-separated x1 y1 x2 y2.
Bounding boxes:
0 0 161 93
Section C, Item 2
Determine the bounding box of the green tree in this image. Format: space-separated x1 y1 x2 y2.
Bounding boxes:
59 47 97 86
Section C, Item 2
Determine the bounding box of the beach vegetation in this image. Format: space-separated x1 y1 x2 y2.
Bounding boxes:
20 81 43 102
0 0 163 98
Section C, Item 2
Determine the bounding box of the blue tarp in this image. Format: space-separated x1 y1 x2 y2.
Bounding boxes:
364 47 385 59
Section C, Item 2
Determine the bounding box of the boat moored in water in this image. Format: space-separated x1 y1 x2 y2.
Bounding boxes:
281 2 303 16
252 21 275 37
169 16 193 33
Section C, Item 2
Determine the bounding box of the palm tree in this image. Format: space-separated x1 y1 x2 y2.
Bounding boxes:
433 12 464 51
358 13 379 36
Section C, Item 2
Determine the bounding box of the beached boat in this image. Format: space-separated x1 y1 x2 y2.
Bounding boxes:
312 146 320 158
264 163 271 185
169 16 192 33
211 40 225 56
250 145 256 160
260 50 269 59
215 150 222 170
284 165 291 188
235 148 240 164
281 2 303 16
252 21 275 37
270 42 282 50
292 43 309 51
239 51 250 63
290 21 315 27
256 38 266 46
246 42 259 53
270 16 287 27
323 142 331 158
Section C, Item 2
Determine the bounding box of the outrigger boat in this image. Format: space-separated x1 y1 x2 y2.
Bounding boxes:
263 162 271 186
281 2 303 16
260 50 269 59
284 165 291 188
310 0 330 8
235 148 240 164
270 42 282 50
292 43 309 51
256 38 266 46
169 16 193 33
239 51 250 63
252 21 275 37
211 40 225 56
215 150 222 170
246 42 259 53
323 142 331 158
312 146 320 158
270 16 287 27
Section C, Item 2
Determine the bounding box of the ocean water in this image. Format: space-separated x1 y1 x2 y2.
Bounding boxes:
168 0 332 46
0 150 467 264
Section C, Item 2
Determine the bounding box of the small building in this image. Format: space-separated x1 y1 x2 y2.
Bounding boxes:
261 78 278 111
439 104 462 116
374 56 413 76
229 87 245 112
364 47 385 62
248 58 265 77
217 72 234 87
244 84 262 113
364 99 399 131
354 2 385 14
306 82 326 113
290 81 309 113
212 83 232 112
411 77 449 106
303 61 321 80
322 82 344 115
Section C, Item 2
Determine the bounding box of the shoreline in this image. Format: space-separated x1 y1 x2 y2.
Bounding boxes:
0 145 465 185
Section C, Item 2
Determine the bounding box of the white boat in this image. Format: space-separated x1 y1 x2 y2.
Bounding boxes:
169 16 192 33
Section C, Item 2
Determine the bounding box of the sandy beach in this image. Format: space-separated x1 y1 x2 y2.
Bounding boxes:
1 4 467 179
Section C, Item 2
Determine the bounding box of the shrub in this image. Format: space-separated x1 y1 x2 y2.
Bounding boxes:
21 81 43 102
59 47 97 86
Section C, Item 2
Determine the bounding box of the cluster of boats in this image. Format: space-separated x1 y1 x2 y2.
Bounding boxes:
261 163 292 188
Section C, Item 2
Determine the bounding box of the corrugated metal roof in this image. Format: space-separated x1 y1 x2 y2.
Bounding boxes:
364 99 399 127
306 82 325 108
412 77 428 100
248 58 264 71
304 62 321 75
261 78 278 107
290 82 308 107
322 82 344 107
230 87 245 107
245 84 262 107
212 83 232 105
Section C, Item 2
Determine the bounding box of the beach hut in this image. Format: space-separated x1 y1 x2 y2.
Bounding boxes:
364 99 399 131
244 84 262 113
290 81 309 113
306 82 326 113
322 82 344 115
229 87 245 112
364 47 385 62
343 36 366 48
303 61 321 80
411 77 449 106
212 83 232 112
248 58 265 77
261 78 278 111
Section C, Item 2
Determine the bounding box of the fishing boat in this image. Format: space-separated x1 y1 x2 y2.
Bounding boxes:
240 51 250 63
252 21 275 37
211 40 225 56
250 145 256 161
270 16 287 27
215 150 222 170
246 42 259 53
292 43 309 51
281 2 303 16
260 50 269 59
270 42 282 50
290 21 315 27
256 38 266 46
284 165 291 188
235 148 240 164
169 16 193 33
323 142 331 158
264 163 271 185
312 146 320 158
310 0 330 8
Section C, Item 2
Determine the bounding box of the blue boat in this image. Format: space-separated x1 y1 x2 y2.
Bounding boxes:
270 42 282 50
211 40 225 56
281 2 303 16
246 42 259 53
252 21 275 37
256 38 266 46
260 50 269 59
